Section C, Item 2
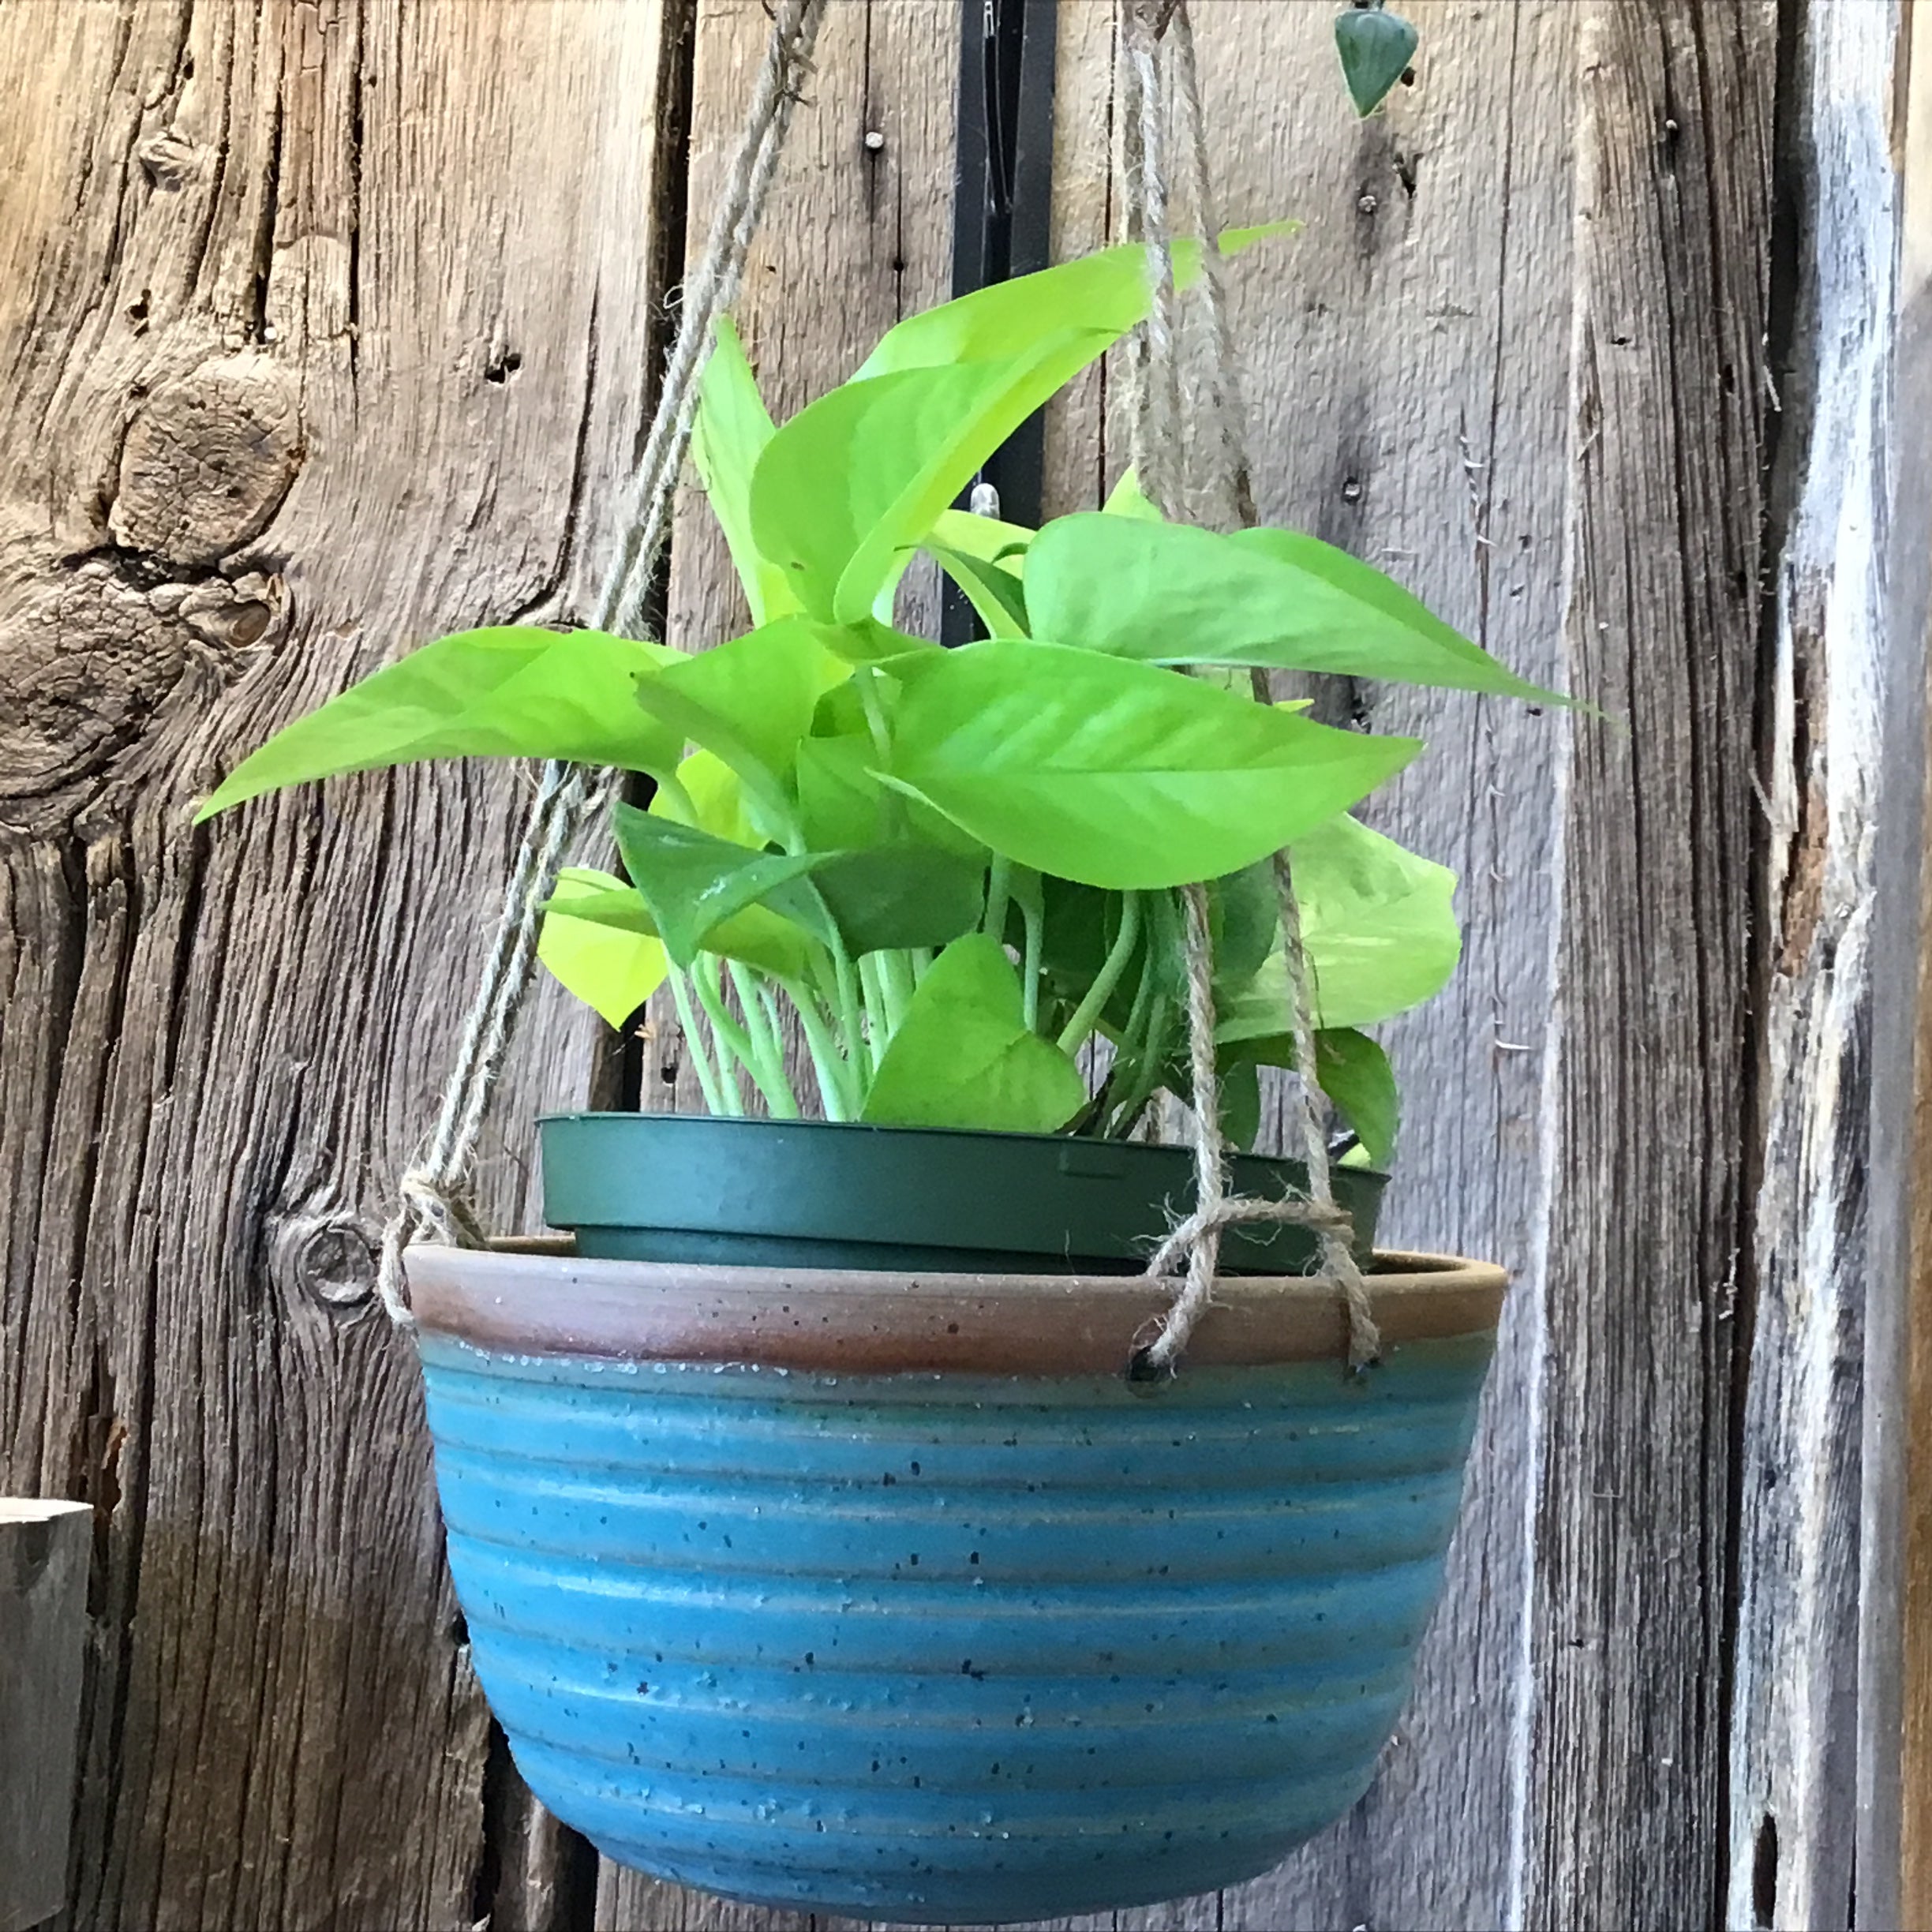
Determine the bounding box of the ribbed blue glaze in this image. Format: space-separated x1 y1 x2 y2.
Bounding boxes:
418 1334 1493 1923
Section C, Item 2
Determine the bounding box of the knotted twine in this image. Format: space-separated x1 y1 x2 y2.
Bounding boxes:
1121 0 1381 1372
374 0 828 1324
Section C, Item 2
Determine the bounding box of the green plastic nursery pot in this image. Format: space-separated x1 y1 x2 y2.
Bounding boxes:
407 1240 1507 1923
539 1112 1387 1275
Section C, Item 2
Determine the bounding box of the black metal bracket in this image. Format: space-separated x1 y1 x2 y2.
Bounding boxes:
942 0 1058 643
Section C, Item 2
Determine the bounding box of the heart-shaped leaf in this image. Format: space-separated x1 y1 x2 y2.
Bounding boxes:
197 627 681 819
1315 1026 1398 1166
809 845 987 955
692 316 801 628
610 805 832 966
1216 813 1459 1036
1025 514 1564 702
751 230 1293 623
926 541 1029 638
545 863 812 981
886 640 1419 889
537 870 669 1028
862 933 1087 1133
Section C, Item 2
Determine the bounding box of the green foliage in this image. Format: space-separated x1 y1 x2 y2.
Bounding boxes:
1215 814 1460 1047
536 868 669 1028
197 230 1561 1158
1026 515 1563 701
887 641 1418 889
1314 1027 1399 1166
863 934 1087 1133
195 627 682 819
691 317 799 627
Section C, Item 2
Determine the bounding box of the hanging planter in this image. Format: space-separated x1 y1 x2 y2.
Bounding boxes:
408 1241 1503 1923
193 2 1559 1917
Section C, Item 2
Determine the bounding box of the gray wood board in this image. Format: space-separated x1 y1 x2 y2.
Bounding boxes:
0 2 670 1926
1 1502 92 1932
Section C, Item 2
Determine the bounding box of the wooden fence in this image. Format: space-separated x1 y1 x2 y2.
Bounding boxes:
2 2 1929 1927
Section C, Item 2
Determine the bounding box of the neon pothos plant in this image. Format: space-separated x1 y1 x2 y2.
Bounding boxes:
199 232 1557 1166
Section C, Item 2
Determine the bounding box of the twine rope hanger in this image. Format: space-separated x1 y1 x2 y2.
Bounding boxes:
1119 0 1380 1372
373 0 830 1324
376 0 1378 1372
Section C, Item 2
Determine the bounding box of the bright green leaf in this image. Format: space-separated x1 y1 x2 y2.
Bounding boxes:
196 627 681 819
547 864 813 983
796 732 986 859
851 229 1292 380
1315 1027 1398 1166
651 618 848 776
1101 467 1163 522
1024 515 1564 702
862 933 1087 1133
1216 814 1460 1036
886 640 1419 889
930 505 1037 572
754 231 1293 624
926 542 1028 638
692 316 800 627
610 804 829 966
537 872 669 1028
651 749 755 844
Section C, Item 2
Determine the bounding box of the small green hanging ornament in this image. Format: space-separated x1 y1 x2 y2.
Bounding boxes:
1334 0 1417 117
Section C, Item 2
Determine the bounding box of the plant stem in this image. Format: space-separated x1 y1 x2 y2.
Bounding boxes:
652 770 698 823
829 943 871 1079
856 668 904 840
781 977 856 1121
1057 891 1142 1054
1017 882 1043 1032
728 962 800 1118
983 854 1011 940
694 957 787 1116
859 951 907 1050
878 949 916 1026
668 967 733 1114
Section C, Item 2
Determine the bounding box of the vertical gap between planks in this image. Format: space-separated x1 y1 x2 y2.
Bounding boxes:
1877 0 1932 1922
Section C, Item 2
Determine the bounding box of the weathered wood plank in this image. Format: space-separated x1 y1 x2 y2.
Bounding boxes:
1524 6 1773 1926
0 1501 92 1932
1845 2 1927 1928
1724 5 1904 1925
0 2 672 1924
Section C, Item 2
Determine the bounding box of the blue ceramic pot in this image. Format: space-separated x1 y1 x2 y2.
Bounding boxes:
407 1245 1503 1924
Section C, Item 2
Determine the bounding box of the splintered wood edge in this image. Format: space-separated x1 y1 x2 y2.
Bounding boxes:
403 1245 1507 1373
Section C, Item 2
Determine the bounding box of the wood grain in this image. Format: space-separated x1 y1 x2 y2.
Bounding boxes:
0 2 669 1926
1725 6 1905 1925
1866 3 1930 1927
0 1502 92 1932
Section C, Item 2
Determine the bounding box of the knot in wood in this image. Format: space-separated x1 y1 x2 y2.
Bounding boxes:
272 1213 380 1312
0 563 286 819
110 354 303 567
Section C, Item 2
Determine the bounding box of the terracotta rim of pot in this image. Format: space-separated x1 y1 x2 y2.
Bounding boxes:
404 1241 1507 1375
